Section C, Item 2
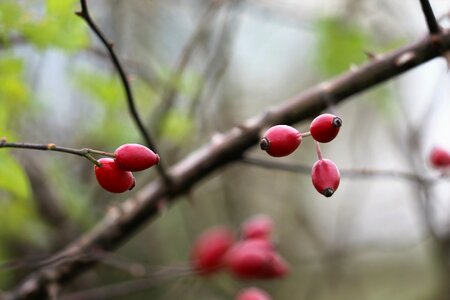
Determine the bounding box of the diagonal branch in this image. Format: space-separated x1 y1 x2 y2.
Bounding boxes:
75 0 171 183
419 0 441 34
4 27 450 300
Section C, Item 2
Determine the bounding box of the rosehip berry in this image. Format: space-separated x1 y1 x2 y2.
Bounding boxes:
191 226 234 275
260 125 302 157
225 240 288 279
429 146 450 168
241 215 273 240
236 288 272 300
94 158 135 193
311 159 340 197
114 143 160 172
309 113 342 143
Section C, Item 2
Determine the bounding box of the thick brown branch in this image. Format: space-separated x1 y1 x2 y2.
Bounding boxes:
75 0 171 183
4 29 450 300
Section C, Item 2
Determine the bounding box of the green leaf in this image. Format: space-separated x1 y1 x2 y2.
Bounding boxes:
74 70 124 106
0 2 23 31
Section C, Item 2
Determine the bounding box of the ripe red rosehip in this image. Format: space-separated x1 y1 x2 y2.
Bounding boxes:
94 158 135 193
225 240 288 279
309 113 342 143
236 288 272 300
191 226 234 275
311 159 340 197
114 143 160 172
241 215 273 240
260 125 302 157
429 146 450 168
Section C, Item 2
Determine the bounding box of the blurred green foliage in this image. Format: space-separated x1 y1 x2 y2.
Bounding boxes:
316 18 369 76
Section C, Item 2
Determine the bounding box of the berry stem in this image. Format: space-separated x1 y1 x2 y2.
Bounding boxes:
315 140 323 160
301 131 311 138
0 141 110 166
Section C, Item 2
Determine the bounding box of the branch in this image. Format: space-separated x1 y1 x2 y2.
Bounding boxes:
419 0 441 34
0 141 114 166
4 28 450 300
75 0 171 183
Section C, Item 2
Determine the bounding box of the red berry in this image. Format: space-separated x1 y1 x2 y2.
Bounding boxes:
241 215 273 240
236 288 272 300
310 113 342 143
94 158 135 193
114 143 160 172
311 159 340 197
225 240 288 279
429 146 450 168
260 125 301 157
191 226 234 275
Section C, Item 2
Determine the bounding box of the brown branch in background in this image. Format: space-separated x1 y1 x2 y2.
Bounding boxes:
75 0 171 183
241 156 448 184
4 25 450 300
150 1 224 135
419 0 441 34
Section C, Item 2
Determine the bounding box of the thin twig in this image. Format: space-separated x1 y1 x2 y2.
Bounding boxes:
75 0 171 183
419 0 441 34
0 141 114 166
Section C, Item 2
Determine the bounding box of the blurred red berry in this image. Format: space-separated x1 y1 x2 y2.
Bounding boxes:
94 158 135 193
310 113 342 143
242 215 273 240
191 226 234 275
225 240 288 279
235 288 272 300
429 146 450 168
311 159 340 197
260 125 302 157
114 143 160 172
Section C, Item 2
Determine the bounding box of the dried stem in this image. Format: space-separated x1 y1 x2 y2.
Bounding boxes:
75 0 171 183
315 140 323 160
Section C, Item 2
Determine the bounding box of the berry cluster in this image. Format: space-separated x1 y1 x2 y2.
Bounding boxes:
191 215 287 299
260 113 342 197
94 144 160 193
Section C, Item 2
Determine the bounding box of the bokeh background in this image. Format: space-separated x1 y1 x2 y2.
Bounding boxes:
1 0 450 299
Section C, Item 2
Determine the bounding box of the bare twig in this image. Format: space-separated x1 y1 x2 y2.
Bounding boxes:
75 0 171 183
419 0 441 34
4 25 450 300
0 141 114 166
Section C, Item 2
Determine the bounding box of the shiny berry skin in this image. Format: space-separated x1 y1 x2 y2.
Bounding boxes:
311 159 340 197
429 146 450 168
260 125 301 157
310 113 342 143
94 158 136 193
114 143 160 172
191 227 234 275
236 288 272 300
225 240 288 279
242 215 273 240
